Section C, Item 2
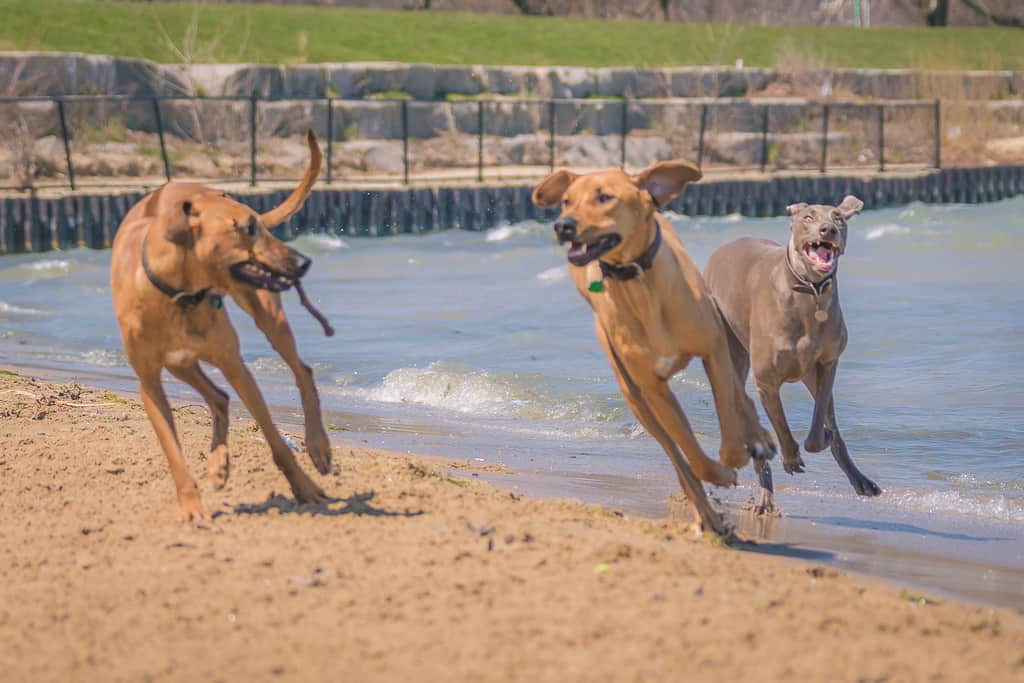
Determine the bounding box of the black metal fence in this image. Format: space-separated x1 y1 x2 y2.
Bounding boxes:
0 94 944 191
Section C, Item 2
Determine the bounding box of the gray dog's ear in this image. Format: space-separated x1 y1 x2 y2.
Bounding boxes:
633 160 702 208
786 202 808 216
837 195 864 219
161 201 195 246
531 169 579 208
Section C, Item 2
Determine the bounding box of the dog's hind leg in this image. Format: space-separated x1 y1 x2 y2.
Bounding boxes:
597 323 727 536
137 369 206 523
168 364 230 489
234 288 332 475
214 351 327 506
803 372 881 497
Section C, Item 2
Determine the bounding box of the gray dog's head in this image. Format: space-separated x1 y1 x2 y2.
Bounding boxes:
786 195 863 277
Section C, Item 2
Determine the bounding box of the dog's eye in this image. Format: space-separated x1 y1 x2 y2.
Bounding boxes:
804 215 814 223
561 198 570 207
832 212 844 224
597 192 613 203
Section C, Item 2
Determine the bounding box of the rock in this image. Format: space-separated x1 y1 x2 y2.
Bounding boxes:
360 141 405 174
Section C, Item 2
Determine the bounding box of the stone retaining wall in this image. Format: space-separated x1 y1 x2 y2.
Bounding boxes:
4 51 1024 101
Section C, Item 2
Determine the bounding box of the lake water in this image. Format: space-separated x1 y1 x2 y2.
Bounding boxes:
2 197 1022 607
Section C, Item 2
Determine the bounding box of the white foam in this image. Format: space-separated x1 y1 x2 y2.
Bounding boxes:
0 301 44 316
888 488 1024 525
83 348 127 367
25 259 71 274
865 224 912 241
535 266 567 283
296 234 349 250
485 225 531 242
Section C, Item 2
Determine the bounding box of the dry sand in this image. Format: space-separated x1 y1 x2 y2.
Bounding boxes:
1 372 1022 682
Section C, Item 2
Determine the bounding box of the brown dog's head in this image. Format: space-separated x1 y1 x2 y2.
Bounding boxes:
152 131 322 293
531 161 701 267
786 195 863 277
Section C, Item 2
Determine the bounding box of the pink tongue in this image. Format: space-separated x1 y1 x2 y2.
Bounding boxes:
816 245 832 262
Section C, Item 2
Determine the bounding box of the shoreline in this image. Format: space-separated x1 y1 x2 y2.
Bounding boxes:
6 360 1024 611
2 371 1023 680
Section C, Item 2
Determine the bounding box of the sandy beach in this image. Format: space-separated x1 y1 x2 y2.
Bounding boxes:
1 371 1022 682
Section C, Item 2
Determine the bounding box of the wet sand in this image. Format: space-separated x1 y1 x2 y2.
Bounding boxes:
1 372 1023 682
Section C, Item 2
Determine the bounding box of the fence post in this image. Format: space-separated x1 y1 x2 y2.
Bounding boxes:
933 99 942 169
877 104 885 172
760 105 770 174
697 103 708 169
401 99 410 185
151 97 171 183
477 100 484 183
619 98 628 169
55 97 76 191
326 97 334 184
249 92 258 186
548 99 556 173
820 103 830 174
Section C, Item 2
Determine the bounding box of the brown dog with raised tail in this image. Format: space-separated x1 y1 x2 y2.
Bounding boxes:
704 196 882 515
532 161 775 535
111 131 332 523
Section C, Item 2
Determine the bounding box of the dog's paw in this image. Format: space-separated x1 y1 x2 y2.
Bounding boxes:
207 445 230 490
306 428 333 475
752 489 779 517
803 428 832 454
289 472 328 505
698 461 738 488
177 485 208 524
851 474 882 497
782 453 805 475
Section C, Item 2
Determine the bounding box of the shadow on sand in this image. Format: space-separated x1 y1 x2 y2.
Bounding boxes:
223 490 425 519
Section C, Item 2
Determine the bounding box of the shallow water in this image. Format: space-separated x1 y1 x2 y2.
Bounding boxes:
2 198 1023 607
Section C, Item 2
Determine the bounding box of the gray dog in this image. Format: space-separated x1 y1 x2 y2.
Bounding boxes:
704 196 881 513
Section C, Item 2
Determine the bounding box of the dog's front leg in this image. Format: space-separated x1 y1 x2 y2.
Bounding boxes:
755 377 805 474
234 288 332 475
804 361 838 453
803 371 882 497
215 353 328 506
596 322 727 536
137 369 206 522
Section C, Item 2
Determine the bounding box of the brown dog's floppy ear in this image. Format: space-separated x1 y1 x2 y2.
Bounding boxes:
161 201 195 246
786 202 808 216
837 195 864 219
531 169 578 208
632 160 702 208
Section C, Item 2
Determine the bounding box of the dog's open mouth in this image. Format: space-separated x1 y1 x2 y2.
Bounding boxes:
229 260 298 292
801 241 842 273
564 234 622 267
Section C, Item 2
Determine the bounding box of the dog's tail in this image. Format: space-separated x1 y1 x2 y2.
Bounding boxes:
260 130 323 229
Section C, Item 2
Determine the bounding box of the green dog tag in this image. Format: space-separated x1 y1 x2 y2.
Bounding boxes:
210 294 224 310
588 280 605 293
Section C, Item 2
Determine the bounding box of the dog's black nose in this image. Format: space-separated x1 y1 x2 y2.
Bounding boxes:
819 224 838 238
554 216 577 241
290 248 312 278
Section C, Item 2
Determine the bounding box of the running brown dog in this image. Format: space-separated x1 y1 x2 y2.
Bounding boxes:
704 196 881 515
111 131 332 522
532 161 774 535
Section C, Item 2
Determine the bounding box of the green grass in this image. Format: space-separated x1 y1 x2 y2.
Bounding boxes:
2 0 1023 69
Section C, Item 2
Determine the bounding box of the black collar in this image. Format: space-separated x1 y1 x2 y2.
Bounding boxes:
598 221 662 282
141 234 220 310
785 247 835 297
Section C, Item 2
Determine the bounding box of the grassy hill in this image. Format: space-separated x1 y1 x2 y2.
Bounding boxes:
1 0 1023 69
